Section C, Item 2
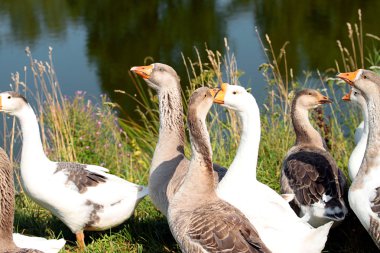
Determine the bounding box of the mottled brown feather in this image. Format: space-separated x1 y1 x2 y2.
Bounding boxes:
186 201 271 253
0 148 44 253
55 162 107 193
282 147 344 206
369 216 380 249
371 187 380 217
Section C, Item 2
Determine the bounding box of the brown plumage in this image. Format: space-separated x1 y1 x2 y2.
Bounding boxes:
55 162 107 193
283 148 344 207
168 87 270 253
281 89 347 226
131 63 227 216
0 148 43 253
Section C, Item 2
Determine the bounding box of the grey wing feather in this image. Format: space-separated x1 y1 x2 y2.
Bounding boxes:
282 149 342 206
371 187 380 216
187 202 271 253
55 162 107 193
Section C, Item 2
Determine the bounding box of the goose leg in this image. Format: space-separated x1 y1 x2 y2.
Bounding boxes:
76 231 86 251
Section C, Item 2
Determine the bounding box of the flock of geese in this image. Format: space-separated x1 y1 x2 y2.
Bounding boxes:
0 63 379 252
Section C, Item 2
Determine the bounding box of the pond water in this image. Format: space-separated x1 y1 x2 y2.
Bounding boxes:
0 0 379 118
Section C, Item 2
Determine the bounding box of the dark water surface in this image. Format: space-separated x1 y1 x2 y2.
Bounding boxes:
0 0 379 117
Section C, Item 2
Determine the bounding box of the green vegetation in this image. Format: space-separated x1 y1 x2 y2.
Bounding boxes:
3 9 380 253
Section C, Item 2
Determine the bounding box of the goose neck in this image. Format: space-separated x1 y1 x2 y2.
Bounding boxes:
157 88 185 142
177 116 215 206
229 104 261 180
150 88 186 173
361 104 369 135
14 105 49 167
291 105 324 149
357 95 380 176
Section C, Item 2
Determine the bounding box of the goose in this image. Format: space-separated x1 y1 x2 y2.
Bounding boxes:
213 83 332 253
130 63 226 216
354 121 365 145
342 88 368 181
0 147 65 253
168 87 271 253
281 89 348 227
337 69 380 248
0 91 149 250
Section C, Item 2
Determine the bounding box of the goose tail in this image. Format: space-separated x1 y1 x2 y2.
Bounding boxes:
13 234 66 253
324 197 348 221
301 221 333 253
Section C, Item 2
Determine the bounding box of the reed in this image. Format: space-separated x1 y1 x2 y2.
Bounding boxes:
3 8 380 253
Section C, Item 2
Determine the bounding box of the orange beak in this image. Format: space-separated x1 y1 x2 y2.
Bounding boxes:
316 93 332 104
342 90 352 101
337 69 361 86
209 87 220 98
213 83 228 104
130 65 154 79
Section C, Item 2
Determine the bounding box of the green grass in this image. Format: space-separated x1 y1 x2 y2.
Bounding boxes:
4 10 380 253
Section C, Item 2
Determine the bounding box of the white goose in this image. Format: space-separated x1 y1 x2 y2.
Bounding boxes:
213 83 332 253
0 146 65 253
338 69 380 249
0 91 148 250
342 88 368 181
354 121 365 145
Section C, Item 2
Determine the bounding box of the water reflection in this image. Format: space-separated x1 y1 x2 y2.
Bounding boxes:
66 0 228 112
0 0 379 118
252 0 380 73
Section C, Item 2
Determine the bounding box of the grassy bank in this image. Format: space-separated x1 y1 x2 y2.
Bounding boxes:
3 10 380 253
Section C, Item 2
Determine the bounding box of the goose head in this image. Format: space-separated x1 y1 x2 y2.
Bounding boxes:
188 87 214 120
187 87 214 164
337 69 380 99
0 91 29 115
342 88 366 107
212 83 255 112
130 63 180 92
293 89 332 110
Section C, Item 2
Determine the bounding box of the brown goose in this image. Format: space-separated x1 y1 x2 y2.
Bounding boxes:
281 89 347 227
130 63 226 216
0 147 63 253
337 69 380 248
167 87 270 253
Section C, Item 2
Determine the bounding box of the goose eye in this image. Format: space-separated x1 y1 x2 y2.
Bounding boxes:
7 96 11 99
354 92 358 95
363 75 367 79
308 92 312 95
159 68 164 72
232 91 237 95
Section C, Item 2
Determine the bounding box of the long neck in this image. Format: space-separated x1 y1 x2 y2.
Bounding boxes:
291 102 324 149
356 95 380 177
361 102 369 136
177 114 215 208
226 99 261 181
150 87 185 173
15 105 49 167
0 152 16 248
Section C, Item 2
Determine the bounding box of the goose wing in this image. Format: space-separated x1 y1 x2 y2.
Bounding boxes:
186 201 271 253
282 149 342 206
369 187 380 247
54 162 108 194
